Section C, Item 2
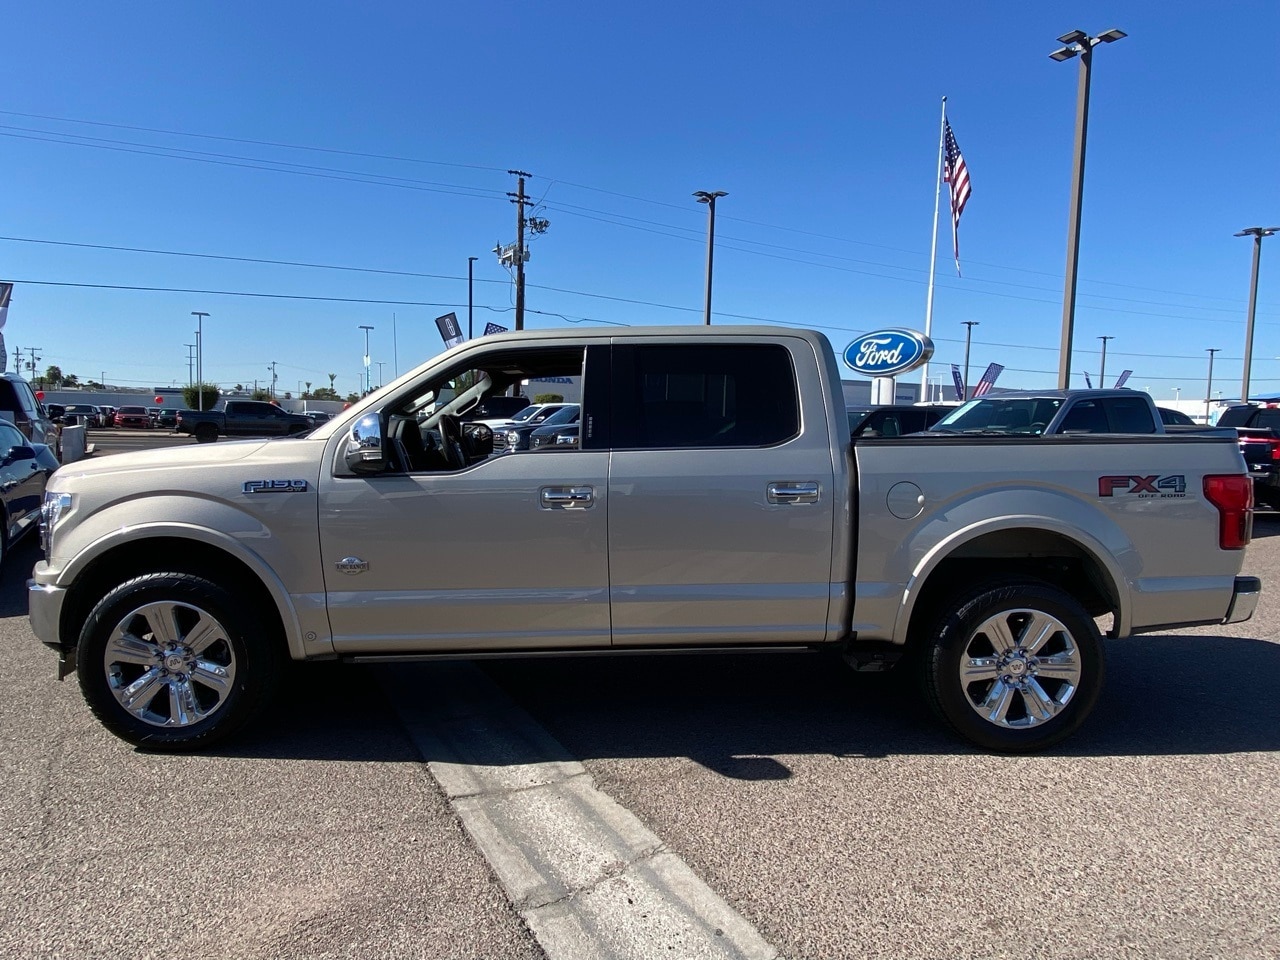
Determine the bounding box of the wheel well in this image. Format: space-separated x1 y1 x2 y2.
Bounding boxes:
905 528 1117 648
59 537 285 652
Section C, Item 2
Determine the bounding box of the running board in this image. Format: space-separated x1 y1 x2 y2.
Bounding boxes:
343 644 822 664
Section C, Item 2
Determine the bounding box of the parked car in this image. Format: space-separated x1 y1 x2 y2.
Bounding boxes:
98 405 117 427
463 395 531 428
497 403 579 451
0 373 58 447
301 411 333 426
1157 407 1195 426
847 405 948 437
1215 403 1280 507
114 405 151 429
147 407 162 426
45 403 66 424
155 409 181 430
0 418 56 566
529 420 579 450
63 404 104 428
468 400 564 433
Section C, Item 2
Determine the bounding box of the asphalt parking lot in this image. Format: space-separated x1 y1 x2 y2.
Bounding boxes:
3 429 1277 959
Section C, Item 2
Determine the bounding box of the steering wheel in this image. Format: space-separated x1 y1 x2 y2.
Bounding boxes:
1029 422 1047 434
437 414 466 470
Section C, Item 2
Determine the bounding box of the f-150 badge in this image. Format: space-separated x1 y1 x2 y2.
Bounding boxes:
242 479 309 494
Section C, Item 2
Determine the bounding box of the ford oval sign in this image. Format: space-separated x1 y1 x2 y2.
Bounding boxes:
843 329 934 377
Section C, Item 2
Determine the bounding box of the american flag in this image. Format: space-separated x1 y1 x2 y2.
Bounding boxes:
972 362 1004 397
943 119 971 273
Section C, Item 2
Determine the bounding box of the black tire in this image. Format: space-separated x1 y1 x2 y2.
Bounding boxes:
920 580 1105 753
77 573 283 751
195 423 217 443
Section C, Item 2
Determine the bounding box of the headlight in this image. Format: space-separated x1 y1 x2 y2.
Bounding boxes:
40 492 73 556
555 434 577 445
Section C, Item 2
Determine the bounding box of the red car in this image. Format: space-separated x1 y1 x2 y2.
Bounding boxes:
114 405 151 429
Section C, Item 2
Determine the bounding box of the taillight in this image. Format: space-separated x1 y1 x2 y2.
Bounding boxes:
1203 474 1253 549
1270 439 1280 462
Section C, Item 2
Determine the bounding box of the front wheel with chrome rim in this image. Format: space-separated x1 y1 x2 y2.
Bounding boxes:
921 580 1105 752
77 572 282 750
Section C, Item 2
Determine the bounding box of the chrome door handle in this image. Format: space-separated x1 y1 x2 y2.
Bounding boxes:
768 481 819 504
540 485 595 509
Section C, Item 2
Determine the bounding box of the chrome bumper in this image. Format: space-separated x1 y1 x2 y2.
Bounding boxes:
1224 576 1262 625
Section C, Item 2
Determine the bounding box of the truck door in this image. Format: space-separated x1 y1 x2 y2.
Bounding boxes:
605 339 838 646
316 343 611 653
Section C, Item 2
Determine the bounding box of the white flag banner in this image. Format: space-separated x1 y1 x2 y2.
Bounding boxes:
0 282 12 374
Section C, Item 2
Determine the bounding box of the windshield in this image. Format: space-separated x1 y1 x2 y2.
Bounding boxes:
933 397 1063 435
540 405 579 427
508 405 546 423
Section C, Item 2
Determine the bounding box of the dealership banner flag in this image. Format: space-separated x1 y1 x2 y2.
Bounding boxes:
950 363 965 401
972 362 1004 397
1113 369 1132 388
483 322 509 336
1083 371 1094 389
0 282 11 373
435 312 465 349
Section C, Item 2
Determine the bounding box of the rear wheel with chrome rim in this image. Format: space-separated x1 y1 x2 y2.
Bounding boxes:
77 573 282 750
921 580 1105 752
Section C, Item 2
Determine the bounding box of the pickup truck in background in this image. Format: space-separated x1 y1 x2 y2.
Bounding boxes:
175 400 313 443
29 327 1259 754
1214 403 1280 508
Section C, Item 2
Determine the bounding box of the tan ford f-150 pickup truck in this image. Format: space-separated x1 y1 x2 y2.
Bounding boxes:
29 327 1260 752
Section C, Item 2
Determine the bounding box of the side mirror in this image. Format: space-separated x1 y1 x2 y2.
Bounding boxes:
3 445 35 464
462 422 494 459
344 414 386 474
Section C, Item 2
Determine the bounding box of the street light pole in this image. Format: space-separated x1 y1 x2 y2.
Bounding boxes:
694 190 727 325
358 324 374 395
191 311 209 410
1097 335 1114 387
1050 28 1126 389
1235 227 1278 402
962 321 979 400
1205 348 1219 423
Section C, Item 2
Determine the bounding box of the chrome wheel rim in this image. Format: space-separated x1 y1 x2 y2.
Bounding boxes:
958 608 1082 729
103 601 237 729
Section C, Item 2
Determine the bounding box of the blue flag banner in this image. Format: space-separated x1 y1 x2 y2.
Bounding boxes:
1083 371 1094 389
435 312 464 349
950 363 965 401
483 322 509 336
1114 369 1132 388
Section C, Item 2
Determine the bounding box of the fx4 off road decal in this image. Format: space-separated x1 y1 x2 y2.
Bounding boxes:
1098 475 1187 498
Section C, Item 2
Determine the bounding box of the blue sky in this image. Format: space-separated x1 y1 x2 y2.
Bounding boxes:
2 2 1278 402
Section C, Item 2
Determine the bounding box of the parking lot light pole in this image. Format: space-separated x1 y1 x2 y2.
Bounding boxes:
358 325 374 395
1205 348 1219 423
1235 227 1278 402
1097 335 1114 387
1050 28 1126 389
693 191 727 325
191 312 209 410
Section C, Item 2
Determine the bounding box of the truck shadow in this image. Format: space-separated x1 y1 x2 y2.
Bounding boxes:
219 635 1280 771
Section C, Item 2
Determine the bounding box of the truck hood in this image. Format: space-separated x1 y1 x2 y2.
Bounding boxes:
51 438 274 483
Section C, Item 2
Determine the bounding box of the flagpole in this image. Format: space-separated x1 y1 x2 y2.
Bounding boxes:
921 96 947 399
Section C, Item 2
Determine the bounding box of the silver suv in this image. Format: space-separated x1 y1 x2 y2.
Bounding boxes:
0 373 57 446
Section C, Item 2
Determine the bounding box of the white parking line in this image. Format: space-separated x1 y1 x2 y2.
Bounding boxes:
378 662 779 960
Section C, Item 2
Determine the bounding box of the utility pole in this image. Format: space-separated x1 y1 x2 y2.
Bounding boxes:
509 171 530 331
268 361 278 398
184 343 196 388
375 361 386 388
1097 335 1114 387
358 324 374 394
468 256 478 340
504 171 550 332
1235 226 1278 402
192 311 209 410
961 321 980 400
1205 348 1219 424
